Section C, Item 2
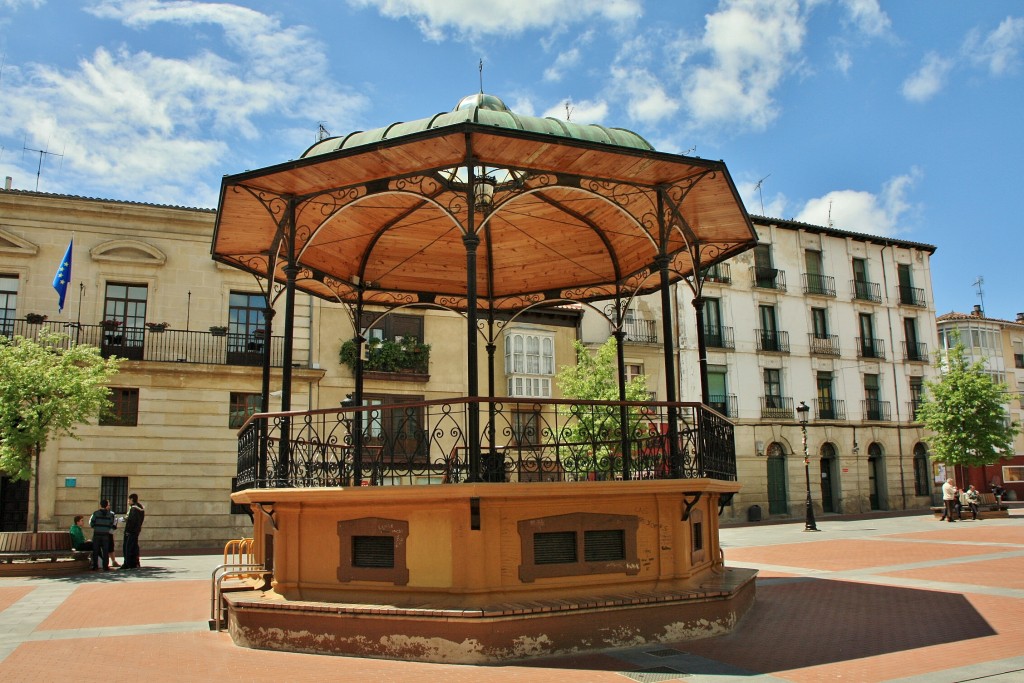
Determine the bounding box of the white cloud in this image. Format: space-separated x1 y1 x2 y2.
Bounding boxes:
348 0 642 40
544 47 582 83
542 99 608 124
610 66 680 124
901 52 953 102
684 0 807 131
793 168 921 237
0 0 44 8
963 16 1024 76
0 1 366 206
835 50 852 76
839 0 891 37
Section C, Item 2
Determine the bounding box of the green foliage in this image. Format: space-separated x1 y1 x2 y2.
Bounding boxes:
0 329 121 481
339 337 430 374
917 338 1020 468
555 338 651 461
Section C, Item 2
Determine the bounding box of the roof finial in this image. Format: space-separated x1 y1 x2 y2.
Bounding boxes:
478 58 484 94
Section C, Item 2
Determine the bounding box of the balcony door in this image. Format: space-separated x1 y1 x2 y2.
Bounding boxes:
760 305 779 351
103 283 147 360
852 258 869 299
228 292 267 366
0 275 17 337
816 372 835 419
703 298 722 346
859 313 875 357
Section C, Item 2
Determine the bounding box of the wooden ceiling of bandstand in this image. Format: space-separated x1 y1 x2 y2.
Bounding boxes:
211 123 757 313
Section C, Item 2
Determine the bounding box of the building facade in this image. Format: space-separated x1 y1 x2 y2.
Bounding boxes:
935 308 1024 500
0 189 582 546
582 217 941 522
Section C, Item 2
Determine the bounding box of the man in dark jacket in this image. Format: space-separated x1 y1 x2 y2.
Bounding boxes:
89 499 116 570
121 493 145 569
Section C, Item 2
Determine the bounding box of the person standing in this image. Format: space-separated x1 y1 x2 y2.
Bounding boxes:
121 493 145 569
941 478 958 523
89 499 116 570
69 515 93 551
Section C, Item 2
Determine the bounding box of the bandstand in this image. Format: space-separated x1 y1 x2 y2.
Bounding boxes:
213 93 759 662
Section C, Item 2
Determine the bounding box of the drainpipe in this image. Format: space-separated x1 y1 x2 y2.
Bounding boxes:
879 243 907 509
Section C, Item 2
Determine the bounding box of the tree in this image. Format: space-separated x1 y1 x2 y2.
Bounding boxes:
917 338 1019 470
555 338 651 473
0 329 121 531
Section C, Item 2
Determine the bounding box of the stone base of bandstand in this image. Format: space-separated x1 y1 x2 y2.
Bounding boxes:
228 479 754 663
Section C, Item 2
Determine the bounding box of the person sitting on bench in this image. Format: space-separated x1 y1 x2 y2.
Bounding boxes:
69 515 93 551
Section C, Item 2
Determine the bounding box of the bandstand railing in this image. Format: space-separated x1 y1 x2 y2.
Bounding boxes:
234 398 736 490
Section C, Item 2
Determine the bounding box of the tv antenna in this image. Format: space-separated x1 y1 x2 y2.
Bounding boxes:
684 145 697 156
973 276 985 314
564 99 573 121
478 58 484 93
22 139 65 191
316 122 330 142
827 200 834 228
753 174 770 215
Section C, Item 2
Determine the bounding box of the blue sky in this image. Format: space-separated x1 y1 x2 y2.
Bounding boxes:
1 1 1021 319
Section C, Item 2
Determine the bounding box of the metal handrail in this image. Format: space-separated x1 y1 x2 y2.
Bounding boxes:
211 563 269 632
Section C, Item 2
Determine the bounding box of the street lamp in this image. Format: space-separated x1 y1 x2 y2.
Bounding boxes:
796 401 818 531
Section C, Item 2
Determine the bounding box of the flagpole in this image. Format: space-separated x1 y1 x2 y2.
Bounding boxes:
75 282 84 344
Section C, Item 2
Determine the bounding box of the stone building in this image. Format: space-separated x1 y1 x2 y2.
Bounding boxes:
0 188 581 546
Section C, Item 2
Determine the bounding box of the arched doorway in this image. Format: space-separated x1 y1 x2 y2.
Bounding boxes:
766 443 788 515
868 443 886 510
819 443 838 513
913 443 930 497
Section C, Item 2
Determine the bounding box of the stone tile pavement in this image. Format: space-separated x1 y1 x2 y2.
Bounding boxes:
1 510 1022 682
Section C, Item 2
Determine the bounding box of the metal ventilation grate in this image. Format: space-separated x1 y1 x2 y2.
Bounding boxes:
534 531 577 565
352 535 395 568
584 529 626 562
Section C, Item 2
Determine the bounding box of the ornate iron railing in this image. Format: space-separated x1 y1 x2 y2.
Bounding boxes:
1 319 293 367
234 398 736 490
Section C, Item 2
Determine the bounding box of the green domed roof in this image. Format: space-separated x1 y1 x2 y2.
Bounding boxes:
302 93 654 158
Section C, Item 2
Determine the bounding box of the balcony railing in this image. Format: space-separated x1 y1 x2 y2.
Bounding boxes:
756 329 790 353
814 398 846 421
708 393 737 418
862 399 891 421
623 318 658 344
703 325 735 349
903 341 929 362
808 333 841 356
701 263 732 284
907 400 924 422
897 285 927 307
856 337 886 360
2 319 295 367
234 398 737 489
760 395 794 420
851 280 882 303
750 266 786 291
802 273 836 297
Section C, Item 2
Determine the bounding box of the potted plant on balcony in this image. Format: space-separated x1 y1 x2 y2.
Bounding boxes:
101 319 122 331
339 337 430 374
209 325 228 337
25 313 47 324
145 322 170 332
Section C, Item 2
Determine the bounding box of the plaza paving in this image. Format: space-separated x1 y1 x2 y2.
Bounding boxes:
1 508 1022 682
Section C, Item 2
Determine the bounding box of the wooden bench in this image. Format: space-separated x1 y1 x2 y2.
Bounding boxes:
0 531 91 574
931 492 1008 520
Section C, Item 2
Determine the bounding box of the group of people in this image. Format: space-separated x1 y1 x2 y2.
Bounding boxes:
940 478 982 522
69 493 145 571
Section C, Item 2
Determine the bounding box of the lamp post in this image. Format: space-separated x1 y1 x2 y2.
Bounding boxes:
797 401 818 531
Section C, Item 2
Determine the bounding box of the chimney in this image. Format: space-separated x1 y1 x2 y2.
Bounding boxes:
1017 312 1024 323
972 304 983 317
4 177 11 191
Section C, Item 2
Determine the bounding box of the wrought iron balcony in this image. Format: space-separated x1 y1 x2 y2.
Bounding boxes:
751 266 786 291
903 341 929 362
856 337 886 360
907 399 924 422
701 263 732 284
708 393 737 418
802 273 836 297
2 318 294 367
756 329 790 353
760 395 794 420
808 333 841 356
897 285 927 307
703 325 735 349
814 398 846 421
234 398 737 489
862 399 891 421
623 317 658 343
851 279 882 303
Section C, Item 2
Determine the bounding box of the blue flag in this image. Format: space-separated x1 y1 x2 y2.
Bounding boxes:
52 238 73 312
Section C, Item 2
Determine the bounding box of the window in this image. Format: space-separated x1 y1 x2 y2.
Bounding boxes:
803 250 832 295
817 372 835 419
100 476 129 515
1013 341 1023 369
904 317 923 361
753 244 779 289
758 305 784 351
103 283 148 359
708 365 729 416
811 308 828 338
517 512 639 582
228 292 268 364
764 368 782 408
101 388 139 426
229 392 262 429
363 394 427 468
0 275 17 336
511 408 540 446
859 313 881 358
504 329 555 398
910 377 924 419
864 374 884 420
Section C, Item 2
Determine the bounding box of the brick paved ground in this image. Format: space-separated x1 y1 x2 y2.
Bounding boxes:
1 510 1022 682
